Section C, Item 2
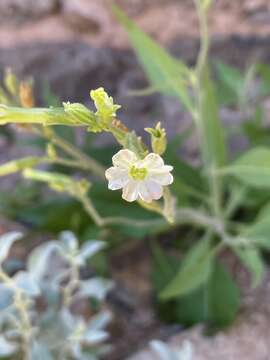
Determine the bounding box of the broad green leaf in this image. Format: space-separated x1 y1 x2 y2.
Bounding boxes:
233 247 264 287
164 134 206 204
222 147 270 188
242 201 270 249
113 6 193 112
215 61 244 99
207 261 240 328
199 66 226 167
242 107 270 147
152 245 239 328
256 63 270 96
151 244 207 326
160 237 214 300
165 141 204 192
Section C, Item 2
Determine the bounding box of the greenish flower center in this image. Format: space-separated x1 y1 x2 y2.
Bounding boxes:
129 165 148 181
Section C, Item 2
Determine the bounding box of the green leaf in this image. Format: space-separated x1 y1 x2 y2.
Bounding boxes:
207 261 240 328
165 140 204 192
160 236 214 300
256 63 270 97
242 107 270 147
242 201 270 249
222 147 270 188
151 243 180 323
215 61 244 101
17 198 90 233
164 134 206 204
91 183 165 238
113 6 193 112
233 247 264 287
199 66 226 167
151 243 206 325
152 247 239 328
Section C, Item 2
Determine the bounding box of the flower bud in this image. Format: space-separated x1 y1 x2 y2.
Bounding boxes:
145 122 167 155
4 68 19 96
46 143 57 159
63 102 98 128
90 87 121 129
0 157 40 176
0 88 9 105
19 81 35 108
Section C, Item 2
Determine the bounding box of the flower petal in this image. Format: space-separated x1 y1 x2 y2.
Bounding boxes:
142 153 164 169
150 172 174 186
122 181 139 202
112 149 137 169
138 180 163 203
105 167 129 190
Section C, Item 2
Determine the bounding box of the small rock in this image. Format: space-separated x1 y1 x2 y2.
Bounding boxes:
61 0 110 33
0 0 59 24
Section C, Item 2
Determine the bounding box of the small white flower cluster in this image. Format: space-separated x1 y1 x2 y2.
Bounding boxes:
105 149 173 203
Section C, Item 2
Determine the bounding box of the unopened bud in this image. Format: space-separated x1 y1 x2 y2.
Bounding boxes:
63 102 99 130
145 122 167 155
19 81 35 108
90 87 121 129
4 69 19 96
47 143 57 159
0 157 40 176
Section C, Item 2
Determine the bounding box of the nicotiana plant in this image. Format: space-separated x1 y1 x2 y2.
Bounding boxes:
0 0 270 331
0 231 112 359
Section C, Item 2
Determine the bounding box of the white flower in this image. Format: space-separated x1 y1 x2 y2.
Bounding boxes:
105 149 173 203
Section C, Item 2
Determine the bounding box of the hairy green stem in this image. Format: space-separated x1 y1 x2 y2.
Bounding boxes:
195 0 223 222
78 194 105 227
78 191 225 237
41 128 106 179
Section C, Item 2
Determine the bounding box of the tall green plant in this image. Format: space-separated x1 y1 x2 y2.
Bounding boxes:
0 0 269 330
114 1 269 328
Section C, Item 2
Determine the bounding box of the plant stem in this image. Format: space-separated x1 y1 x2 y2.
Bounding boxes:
78 194 105 227
63 260 80 307
78 191 225 238
46 157 94 170
195 0 209 76
195 0 223 221
39 128 105 179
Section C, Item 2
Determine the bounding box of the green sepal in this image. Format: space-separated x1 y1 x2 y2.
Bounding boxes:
145 122 167 155
124 131 148 158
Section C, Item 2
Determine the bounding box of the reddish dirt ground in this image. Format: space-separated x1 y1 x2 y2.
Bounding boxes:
0 0 270 49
